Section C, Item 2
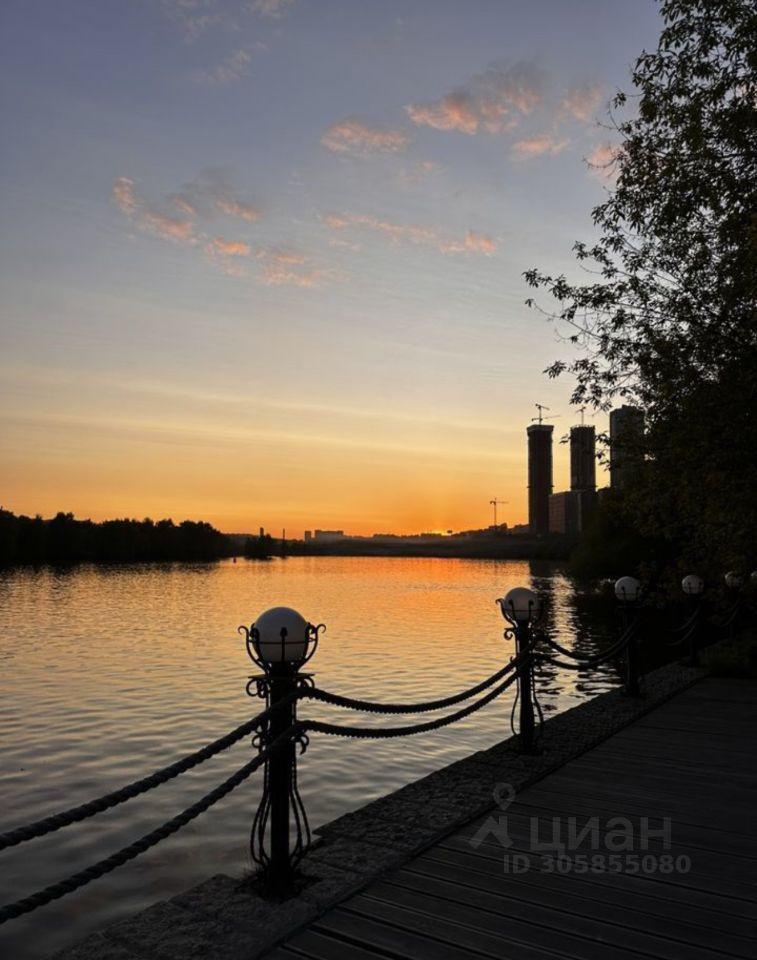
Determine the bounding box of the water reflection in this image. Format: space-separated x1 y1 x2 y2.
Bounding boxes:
0 557 617 959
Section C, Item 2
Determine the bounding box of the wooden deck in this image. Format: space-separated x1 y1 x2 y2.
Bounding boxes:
269 679 757 959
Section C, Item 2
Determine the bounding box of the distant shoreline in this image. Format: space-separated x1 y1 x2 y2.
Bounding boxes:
266 536 575 562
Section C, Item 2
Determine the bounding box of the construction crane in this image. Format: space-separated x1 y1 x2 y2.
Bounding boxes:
489 498 509 529
532 403 557 425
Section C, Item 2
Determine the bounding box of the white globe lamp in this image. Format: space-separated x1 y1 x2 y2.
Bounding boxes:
499 587 539 623
681 575 704 596
252 606 310 665
614 576 641 602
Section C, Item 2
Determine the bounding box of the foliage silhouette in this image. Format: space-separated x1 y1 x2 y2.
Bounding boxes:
0 509 230 566
526 0 757 574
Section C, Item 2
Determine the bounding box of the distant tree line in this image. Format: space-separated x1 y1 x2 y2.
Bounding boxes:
0 509 231 566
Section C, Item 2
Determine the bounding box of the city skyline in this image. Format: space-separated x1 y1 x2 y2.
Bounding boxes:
0 1 663 534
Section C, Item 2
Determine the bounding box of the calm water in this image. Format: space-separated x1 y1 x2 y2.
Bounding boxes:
0 557 618 958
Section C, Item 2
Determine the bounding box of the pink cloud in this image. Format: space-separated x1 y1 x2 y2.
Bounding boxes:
198 48 252 85
587 142 621 181
561 83 604 123
321 118 410 155
439 230 498 255
511 134 569 160
399 160 441 185
256 248 337 288
112 177 195 244
406 63 544 135
112 177 139 216
216 196 262 221
208 237 251 256
323 212 496 256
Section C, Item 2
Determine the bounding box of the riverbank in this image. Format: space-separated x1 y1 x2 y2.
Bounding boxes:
51 652 715 960
272 535 575 562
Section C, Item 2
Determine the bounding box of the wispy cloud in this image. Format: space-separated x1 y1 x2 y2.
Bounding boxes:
406 63 544 135
162 0 297 40
198 48 252 85
398 160 441 185
561 83 604 123
171 170 262 222
112 177 196 243
208 236 251 256
511 134 569 160
323 212 497 257
215 196 262 221
256 248 337 287
248 0 296 18
586 142 621 181
438 231 498 255
321 118 410 156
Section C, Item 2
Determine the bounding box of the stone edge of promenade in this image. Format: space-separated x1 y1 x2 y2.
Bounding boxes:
51 659 705 960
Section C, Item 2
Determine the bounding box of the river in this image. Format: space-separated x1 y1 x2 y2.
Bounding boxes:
0 556 619 958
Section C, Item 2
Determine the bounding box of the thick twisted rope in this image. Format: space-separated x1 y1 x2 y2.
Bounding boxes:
713 600 740 631
303 657 519 714
302 665 522 739
535 632 628 665
0 692 300 852
0 727 298 926
670 607 699 636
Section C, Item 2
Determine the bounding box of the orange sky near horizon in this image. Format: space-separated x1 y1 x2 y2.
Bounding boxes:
0 364 596 536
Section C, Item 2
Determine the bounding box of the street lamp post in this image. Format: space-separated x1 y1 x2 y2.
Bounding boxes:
239 606 322 898
723 572 743 641
498 587 540 754
681 574 704 665
615 576 642 696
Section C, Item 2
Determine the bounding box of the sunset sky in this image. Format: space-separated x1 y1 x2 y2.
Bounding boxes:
0 0 662 535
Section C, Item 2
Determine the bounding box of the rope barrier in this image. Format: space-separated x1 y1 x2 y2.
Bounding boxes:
304 657 519 714
0 727 298 925
302 666 522 739
0 691 300 852
535 632 628 665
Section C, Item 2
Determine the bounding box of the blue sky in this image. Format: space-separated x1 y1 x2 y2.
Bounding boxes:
0 0 662 533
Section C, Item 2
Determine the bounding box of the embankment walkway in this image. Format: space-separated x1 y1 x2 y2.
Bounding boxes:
54 671 757 960
269 678 757 960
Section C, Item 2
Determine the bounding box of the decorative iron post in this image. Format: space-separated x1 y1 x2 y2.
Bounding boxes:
239 607 322 898
615 577 642 697
724 571 743 642
681 575 705 666
498 587 540 754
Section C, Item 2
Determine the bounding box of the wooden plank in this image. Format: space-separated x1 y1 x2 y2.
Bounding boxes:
269 929 392 959
514 781 757 837
371 867 751 960
480 798 757 861
456 809 757 879
438 833 757 904
313 904 561 960
408 849 757 948
272 679 757 960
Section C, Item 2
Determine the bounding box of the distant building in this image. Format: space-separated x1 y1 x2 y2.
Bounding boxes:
549 489 596 536
304 530 312 543
570 425 596 492
313 529 345 543
527 423 554 535
509 523 530 536
610 405 645 488
549 491 578 536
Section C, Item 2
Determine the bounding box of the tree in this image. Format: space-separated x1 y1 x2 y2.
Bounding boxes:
526 0 757 574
